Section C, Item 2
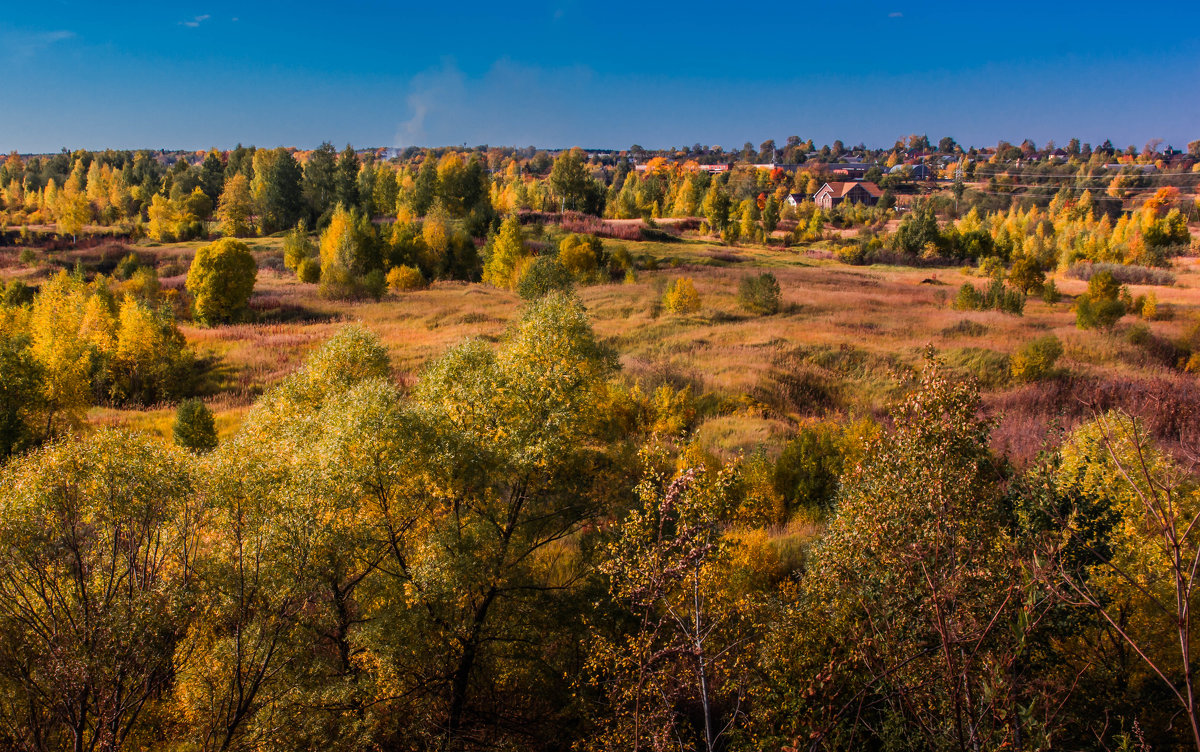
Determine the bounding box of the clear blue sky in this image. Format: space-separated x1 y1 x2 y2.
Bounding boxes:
3 1 1198 153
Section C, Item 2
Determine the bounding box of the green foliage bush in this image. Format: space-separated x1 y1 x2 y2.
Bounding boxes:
174 398 217 452
737 272 782 315
1010 335 1064 382
516 256 574 300
1074 270 1126 330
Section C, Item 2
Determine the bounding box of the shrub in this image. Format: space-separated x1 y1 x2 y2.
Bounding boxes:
516 256 574 300
362 269 387 301
1067 261 1175 287
737 272 782 315
1008 255 1044 294
952 283 984 311
952 280 1023 315
386 264 426 293
185 238 257 326
1041 278 1061 304
18 248 37 267
1010 335 1064 382
296 257 321 284
283 223 316 272
609 245 634 275
115 252 142 280
558 233 604 283
173 398 217 452
773 424 844 516
662 277 701 315
1 280 35 307
1074 271 1126 330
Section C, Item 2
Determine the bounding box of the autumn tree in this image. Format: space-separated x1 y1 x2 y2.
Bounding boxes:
0 431 200 752
186 238 257 325
482 214 529 290
318 204 383 299
216 172 254 237
586 460 753 752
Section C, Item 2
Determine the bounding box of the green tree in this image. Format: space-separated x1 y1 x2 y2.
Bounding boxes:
251 147 304 233
186 237 257 325
0 333 46 458
787 360 1035 749
1009 254 1045 294
586 460 750 752
1074 270 1126 330
303 141 338 219
737 272 781 315
549 147 590 211
335 144 360 209
174 397 217 451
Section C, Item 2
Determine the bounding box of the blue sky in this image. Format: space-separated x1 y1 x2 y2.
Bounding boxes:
2 1 1198 152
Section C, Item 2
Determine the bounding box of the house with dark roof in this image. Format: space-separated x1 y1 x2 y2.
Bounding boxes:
785 193 807 207
813 181 881 210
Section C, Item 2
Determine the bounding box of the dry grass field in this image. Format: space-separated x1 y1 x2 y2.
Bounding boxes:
8 231 1200 462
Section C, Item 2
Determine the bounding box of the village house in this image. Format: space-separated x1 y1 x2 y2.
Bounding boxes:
812 181 881 210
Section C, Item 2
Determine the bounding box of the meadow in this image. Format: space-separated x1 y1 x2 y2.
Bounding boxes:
53 225 1200 465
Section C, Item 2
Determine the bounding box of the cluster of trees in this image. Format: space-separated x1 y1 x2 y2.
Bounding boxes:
843 188 1193 299
1 296 1198 750
0 269 193 457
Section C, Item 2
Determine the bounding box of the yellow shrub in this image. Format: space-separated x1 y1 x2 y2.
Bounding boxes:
663 277 701 315
386 264 426 292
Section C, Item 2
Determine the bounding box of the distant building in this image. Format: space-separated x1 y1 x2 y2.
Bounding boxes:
813 181 882 210
889 163 935 181
820 163 878 178
785 193 807 207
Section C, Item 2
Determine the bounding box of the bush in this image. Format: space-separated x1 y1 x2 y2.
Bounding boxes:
1041 278 1061 304
1 280 35 307
18 248 36 267
558 233 604 283
363 269 387 301
609 245 634 275
773 424 844 517
1067 261 1175 287
386 264 426 293
115 252 142 280
952 283 984 311
283 223 316 272
662 277 701 315
185 238 257 326
173 398 217 452
952 280 1024 315
737 272 782 315
1010 335 1064 382
516 256 574 300
1074 271 1126 330
297 257 321 284
1008 255 1044 294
